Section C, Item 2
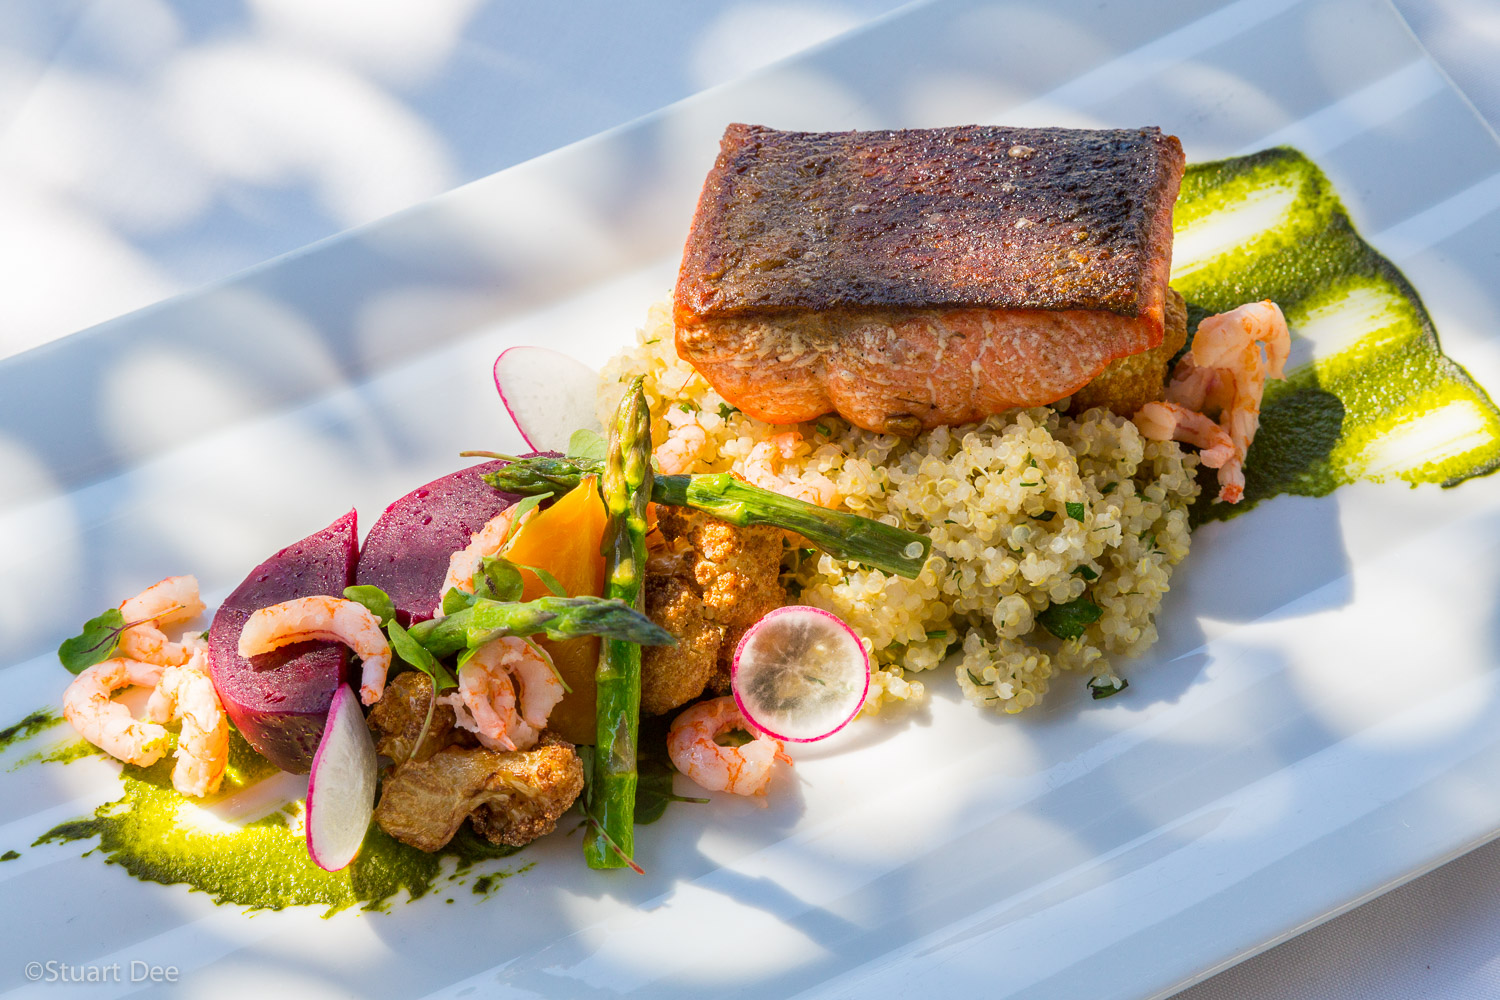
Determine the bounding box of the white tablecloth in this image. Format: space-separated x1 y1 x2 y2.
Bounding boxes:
2 1 1498 996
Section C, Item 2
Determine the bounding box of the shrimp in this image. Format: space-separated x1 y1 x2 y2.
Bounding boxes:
145 649 229 797
117 575 206 667
655 418 709 475
741 431 839 507
1181 300 1289 455
1133 402 1237 470
237 596 392 706
439 636 563 751
62 657 169 767
743 431 803 487
436 504 537 612
667 696 790 796
1133 300 1289 503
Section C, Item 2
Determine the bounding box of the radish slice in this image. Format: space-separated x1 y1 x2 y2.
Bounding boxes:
305 684 378 871
731 606 870 742
493 346 602 453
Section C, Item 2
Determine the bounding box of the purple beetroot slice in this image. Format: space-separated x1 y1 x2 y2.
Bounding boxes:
208 509 359 774
354 460 523 627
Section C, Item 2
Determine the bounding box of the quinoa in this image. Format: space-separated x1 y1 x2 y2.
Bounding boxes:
600 302 1199 714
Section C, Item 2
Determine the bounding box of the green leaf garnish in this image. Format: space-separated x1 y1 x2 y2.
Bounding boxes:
454 643 480 675
567 430 607 462
1065 501 1086 522
1032 510 1055 522
441 586 477 617
1087 675 1129 700
506 561 567 597
343 585 395 625
635 757 708 825
1037 598 1103 641
717 403 739 420
1100 481 1118 495
57 609 128 675
387 619 457 692
1074 565 1100 581
505 491 553 535
476 555 525 603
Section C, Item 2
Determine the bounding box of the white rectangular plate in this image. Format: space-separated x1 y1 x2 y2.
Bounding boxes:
5 0 1500 997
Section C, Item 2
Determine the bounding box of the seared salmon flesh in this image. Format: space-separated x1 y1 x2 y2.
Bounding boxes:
674 124 1185 434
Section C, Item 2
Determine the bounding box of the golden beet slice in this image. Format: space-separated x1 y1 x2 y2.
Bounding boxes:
501 477 608 745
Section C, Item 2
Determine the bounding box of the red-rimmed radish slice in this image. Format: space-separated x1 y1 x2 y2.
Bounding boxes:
731 606 870 743
305 683 378 871
493 346 601 453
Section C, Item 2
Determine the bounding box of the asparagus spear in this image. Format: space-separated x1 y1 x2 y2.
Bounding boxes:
468 455 931 579
406 595 673 660
585 376 652 870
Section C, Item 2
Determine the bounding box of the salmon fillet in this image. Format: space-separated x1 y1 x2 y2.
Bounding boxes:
674 124 1185 434
1070 288 1188 417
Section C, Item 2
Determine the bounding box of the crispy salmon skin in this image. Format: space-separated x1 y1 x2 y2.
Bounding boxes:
674 123 1185 434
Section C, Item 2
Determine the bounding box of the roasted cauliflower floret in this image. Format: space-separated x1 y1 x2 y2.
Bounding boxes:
642 509 788 712
641 572 724 717
657 508 786 625
688 521 787 628
367 670 462 763
468 735 587 847
373 734 583 852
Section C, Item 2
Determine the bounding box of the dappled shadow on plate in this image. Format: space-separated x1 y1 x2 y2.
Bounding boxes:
10 0 1500 996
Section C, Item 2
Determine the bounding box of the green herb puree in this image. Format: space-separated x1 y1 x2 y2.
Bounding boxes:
13 738 101 770
0 710 61 752
1172 148 1500 521
33 730 519 916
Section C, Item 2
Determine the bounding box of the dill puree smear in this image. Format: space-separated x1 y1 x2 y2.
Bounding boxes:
0 710 62 752
33 730 519 915
1173 148 1500 519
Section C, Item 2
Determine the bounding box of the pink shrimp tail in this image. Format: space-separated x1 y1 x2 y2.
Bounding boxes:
1136 299 1291 505
1167 362 1236 415
1257 301 1291 379
1134 401 1243 503
1134 402 1235 467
